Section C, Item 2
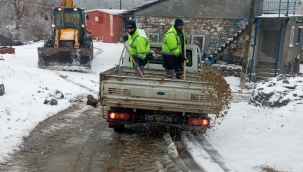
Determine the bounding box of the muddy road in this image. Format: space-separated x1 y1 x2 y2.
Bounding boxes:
0 96 241 172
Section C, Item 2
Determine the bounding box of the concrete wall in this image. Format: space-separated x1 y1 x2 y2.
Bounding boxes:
254 16 303 71
135 0 251 19
281 17 303 66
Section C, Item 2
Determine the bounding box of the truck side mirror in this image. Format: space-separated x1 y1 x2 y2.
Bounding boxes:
86 14 89 20
45 15 48 21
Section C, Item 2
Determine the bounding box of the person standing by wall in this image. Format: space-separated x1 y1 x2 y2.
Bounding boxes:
162 18 187 79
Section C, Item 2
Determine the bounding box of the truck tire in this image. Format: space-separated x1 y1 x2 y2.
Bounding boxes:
113 123 125 133
109 121 125 133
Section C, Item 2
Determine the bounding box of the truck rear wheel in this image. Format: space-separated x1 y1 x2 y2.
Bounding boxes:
109 121 125 133
113 124 125 133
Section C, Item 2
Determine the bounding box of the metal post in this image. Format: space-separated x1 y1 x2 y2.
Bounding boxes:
226 43 231 65
275 21 283 77
249 17 259 82
257 0 260 15
279 0 282 18
286 0 289 16
240 0 255 87
120 0 122 9
294 1 297 15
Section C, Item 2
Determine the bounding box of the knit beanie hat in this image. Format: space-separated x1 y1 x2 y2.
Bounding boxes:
127 20 136 29
174 18 184 26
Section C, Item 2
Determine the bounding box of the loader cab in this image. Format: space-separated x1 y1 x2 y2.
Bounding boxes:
53 7 86 47
53 7 85 30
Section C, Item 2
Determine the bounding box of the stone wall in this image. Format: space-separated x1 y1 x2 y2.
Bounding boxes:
135 16 246 66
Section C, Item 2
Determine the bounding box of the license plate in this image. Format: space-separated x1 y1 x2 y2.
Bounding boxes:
145 114 173 122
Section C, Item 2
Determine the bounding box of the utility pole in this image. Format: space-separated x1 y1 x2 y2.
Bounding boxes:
120 0 122 9
240 0 256 88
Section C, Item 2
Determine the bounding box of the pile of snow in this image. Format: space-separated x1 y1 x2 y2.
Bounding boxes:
250 74 303 108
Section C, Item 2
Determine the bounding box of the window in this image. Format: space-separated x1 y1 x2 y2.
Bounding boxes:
289 26 295 47
191 35 205 51
297 27 302 46
148 33 160 42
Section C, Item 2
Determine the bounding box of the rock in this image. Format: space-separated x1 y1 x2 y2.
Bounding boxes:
87 95 98 108
0 84 5 96
276 74 284 81
282 80 290 84
44 99 50 104
49 89 64 99
283 84 297 89
293 93 298 97
50 99 58 106
44 98 57 105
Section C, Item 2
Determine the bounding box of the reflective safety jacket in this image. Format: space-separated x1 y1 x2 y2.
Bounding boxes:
128 29 150 68
162 25 186 56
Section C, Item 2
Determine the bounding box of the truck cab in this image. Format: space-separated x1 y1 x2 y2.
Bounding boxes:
121 42 202 73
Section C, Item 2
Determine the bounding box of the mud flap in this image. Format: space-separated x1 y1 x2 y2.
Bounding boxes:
37 47 93 70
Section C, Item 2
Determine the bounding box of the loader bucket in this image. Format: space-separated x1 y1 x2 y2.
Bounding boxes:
37 47 93 70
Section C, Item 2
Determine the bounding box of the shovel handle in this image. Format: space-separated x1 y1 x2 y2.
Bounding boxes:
183 46 187 80
122 42 144 77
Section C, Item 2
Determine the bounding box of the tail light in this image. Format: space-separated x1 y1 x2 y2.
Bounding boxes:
188 118 209 126
109 112 130 120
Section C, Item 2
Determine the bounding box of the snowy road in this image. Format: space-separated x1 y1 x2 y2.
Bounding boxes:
1 42 303 172
0 99 234 172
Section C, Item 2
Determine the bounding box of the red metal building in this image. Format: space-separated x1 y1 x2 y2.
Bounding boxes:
85 9 125 43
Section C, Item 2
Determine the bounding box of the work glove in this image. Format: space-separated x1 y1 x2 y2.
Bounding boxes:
119 35 128 43
177 53 187 61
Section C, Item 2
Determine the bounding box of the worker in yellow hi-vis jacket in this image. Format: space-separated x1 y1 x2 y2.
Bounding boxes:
119 20 150 77
162 18 188 79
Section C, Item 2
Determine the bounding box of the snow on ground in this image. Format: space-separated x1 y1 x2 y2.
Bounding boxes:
0 41 122 163
206 67 303 171
1 42 303 171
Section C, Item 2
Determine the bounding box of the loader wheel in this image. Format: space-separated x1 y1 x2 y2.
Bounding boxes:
44 35 55 47
85 40 93 49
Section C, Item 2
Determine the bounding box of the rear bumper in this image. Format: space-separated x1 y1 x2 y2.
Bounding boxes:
107 109 210 127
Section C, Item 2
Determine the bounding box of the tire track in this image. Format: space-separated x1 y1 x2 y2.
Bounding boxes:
181 131 226 172
0 100 107 172
195 136 238 172
56 72 98 94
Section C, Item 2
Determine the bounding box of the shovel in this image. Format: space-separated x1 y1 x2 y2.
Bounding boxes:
183 45 187 80
122 42 144 77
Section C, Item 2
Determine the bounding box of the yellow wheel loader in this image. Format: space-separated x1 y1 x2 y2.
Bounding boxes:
38 0 93 70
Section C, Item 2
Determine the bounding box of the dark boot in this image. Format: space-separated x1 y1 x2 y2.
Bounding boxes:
165 69 174 78
134 66 145 77
175 66 183 79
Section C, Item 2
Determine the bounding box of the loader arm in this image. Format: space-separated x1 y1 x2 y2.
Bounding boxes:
61 0 73 7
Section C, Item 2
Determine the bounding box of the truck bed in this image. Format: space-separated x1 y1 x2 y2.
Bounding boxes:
99 66 220 114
